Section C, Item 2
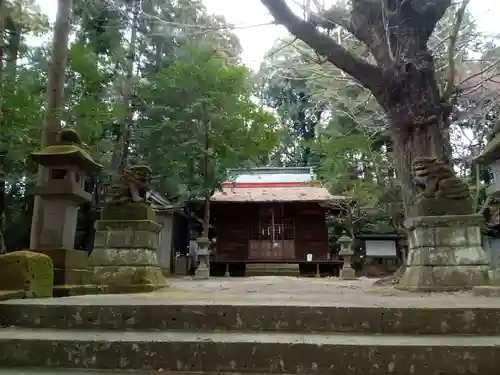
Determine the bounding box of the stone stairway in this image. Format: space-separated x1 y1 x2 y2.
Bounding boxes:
0 298 500 374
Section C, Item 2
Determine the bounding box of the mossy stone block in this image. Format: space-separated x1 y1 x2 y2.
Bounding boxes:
101 202 155 221
0 251 53 298
91 265 164 286
36 248 88 269
53 269 91 285
88 248 158 266
95 219 161 232
93 230 159 249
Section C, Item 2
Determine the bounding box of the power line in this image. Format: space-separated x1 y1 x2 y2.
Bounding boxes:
101 0 275 32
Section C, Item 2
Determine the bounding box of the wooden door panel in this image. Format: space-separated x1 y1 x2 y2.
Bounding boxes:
248 204 296 261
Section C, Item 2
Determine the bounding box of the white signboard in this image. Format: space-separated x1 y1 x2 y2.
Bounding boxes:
365 240 397 257
306 253 313 262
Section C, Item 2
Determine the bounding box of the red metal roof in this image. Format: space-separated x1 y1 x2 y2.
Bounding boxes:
212 182 344 203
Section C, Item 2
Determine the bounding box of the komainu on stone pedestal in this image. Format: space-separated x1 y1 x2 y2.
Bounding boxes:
88 165 167 293
397 157 489 291
409 157 473 217
397 215 489 292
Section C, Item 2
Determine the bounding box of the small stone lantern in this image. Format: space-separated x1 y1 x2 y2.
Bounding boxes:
476 121 500 197
30 128 102 290
337 231 356 280
195 236 210 279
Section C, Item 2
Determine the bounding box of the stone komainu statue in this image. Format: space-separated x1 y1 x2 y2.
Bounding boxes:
411 156 472 216
413 157 471 201
107 165 153 204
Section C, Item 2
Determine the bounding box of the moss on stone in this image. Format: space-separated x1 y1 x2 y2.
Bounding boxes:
410 197 473 217
0 290 25 300
0 251 54 298
197 236 210 246
31 128 103 172
101 202 156 221
36 248 89 269
405 214 484 231
58 128 82 144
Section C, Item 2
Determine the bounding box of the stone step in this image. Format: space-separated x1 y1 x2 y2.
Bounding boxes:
0 328 498 374
0 369 149 374
245 264 300 277
2 301 500 335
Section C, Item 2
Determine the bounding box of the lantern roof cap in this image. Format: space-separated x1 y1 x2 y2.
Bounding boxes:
337 231 352 244
31 128 103 172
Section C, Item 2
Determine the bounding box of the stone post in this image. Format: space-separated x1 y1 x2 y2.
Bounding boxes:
397 215 489 292
87 166 167 293
338 232 356 280
194 236 210 279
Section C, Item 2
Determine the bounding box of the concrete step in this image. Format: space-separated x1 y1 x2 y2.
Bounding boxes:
2 300 500 335
0 328 498 374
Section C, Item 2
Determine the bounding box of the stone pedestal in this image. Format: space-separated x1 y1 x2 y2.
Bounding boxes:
397 215 489 292
88 219 167 293
194 237 210 279
339 249 356 280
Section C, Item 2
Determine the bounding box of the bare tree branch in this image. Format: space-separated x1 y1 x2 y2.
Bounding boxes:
260 0 382 90
442 0 470 101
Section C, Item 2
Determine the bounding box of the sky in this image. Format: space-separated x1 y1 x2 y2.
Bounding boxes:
34 0 500 71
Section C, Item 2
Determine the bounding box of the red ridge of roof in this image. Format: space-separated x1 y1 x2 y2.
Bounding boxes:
221 181 322 188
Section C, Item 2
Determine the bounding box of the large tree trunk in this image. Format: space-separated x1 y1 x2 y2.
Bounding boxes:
378 48 452 216
202 194 210 238
29 0 72 249
110 0 139 174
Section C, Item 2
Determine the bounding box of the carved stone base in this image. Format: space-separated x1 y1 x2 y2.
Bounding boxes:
194 262 210 279
340 266 356 280
88 220 167 293
397 215 489 292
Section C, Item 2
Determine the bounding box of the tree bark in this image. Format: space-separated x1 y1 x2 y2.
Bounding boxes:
110 0 139 174
390 115 449 217
202 194 210 238
29 0 72 249
202 119 211 239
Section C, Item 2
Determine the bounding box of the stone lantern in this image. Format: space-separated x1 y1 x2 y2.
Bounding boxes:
476 121 500 197
195 236 210 279
337 231 356 280
473 121 500 293
30 128 102 291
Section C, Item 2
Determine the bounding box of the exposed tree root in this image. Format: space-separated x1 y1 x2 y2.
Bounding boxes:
372 264 406 286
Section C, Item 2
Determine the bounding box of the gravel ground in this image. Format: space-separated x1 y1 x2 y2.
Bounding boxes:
3 276 500 308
